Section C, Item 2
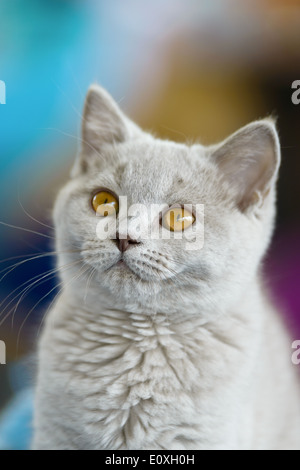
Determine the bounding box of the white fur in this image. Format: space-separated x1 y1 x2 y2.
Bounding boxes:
33 86 300 450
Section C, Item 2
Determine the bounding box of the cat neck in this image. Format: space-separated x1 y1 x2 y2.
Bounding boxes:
58 275 264 335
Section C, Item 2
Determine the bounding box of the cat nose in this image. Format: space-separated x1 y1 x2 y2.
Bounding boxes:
116 233 140 252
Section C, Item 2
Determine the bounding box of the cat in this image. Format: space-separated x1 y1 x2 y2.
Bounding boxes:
32 84 300 450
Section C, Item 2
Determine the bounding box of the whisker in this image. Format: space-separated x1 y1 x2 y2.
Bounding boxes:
0 259 82 328
0 249 81 281
0 220 81 250
0 248 80 265
17 193 54 231
0 266 61 314
0 221 56 240
43 127 106 163
0 252 46 265
16 263 90 354
35 264 90 341
49 80 128 152
50 79 87 124
11 272 60 329
84 267 97 304
10 259 83 328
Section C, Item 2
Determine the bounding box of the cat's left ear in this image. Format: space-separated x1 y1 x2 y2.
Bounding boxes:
72 84 142 176
210 120 281 212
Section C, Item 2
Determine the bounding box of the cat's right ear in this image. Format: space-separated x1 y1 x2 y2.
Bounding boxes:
71 84 142 176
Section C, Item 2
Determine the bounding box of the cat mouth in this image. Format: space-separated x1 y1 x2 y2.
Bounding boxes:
101 253 176 281
114 258 130 271
116 259 127 267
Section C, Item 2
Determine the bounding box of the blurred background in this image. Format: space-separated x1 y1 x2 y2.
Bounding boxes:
0 0 300 449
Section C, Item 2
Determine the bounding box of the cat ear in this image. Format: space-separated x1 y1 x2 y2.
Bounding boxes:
211 120 281 212
72 84 141 175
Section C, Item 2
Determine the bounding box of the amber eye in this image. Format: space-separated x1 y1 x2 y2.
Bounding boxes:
162 207 195 232
91 191 119 216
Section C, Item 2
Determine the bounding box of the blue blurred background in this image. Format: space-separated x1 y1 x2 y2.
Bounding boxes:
0 0 300 449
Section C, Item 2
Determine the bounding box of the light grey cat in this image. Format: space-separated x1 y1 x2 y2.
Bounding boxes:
33 85 300 450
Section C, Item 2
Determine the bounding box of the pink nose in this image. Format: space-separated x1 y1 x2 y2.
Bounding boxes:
116 234 140 252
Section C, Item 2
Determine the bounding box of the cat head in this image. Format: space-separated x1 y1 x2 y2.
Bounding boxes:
53 85 280 317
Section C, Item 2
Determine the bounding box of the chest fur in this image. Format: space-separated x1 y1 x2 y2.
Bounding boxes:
41 308 248 449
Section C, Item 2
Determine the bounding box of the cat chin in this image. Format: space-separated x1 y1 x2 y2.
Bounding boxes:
97 256 175 283
93 266 164 303
91 266 207 315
